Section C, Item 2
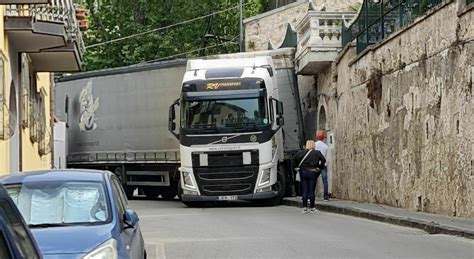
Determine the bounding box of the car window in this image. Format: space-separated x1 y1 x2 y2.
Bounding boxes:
0 230 12 259
0 200 39 259
111 177 129 207
109 178 125 225
6 182 109 226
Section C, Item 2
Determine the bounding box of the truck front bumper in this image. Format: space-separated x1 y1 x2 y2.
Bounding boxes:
181 191 278 202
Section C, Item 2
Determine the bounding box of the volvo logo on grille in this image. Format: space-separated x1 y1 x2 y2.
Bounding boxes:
250 135 257 142
221 136 228 143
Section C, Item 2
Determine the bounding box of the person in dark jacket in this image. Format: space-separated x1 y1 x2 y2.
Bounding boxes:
292 140 326 213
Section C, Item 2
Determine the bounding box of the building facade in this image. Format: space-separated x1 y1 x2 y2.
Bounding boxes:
0 0 84 175
245 0 473 217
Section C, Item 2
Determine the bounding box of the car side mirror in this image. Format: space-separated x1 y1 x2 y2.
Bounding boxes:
124 209 139 229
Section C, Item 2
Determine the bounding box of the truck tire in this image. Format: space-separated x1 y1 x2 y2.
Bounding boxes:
259 166 286 206
123 185 135 200
143 187 160 199
161 181 178 200
177 182 183 200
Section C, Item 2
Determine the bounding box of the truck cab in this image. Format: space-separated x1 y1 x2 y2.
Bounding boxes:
169 57 286 206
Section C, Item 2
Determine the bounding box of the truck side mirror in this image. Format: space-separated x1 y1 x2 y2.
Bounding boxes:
168 99 180 139
277 117 284 126
276 101 284 116
270 98 284 136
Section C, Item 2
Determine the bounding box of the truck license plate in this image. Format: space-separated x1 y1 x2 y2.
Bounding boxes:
218 195 238 201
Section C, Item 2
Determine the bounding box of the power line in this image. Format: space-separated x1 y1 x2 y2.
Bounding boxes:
145 38 239 63
86 3 249 49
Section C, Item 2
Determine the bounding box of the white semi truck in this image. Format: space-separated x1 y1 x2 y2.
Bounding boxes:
169 52 302 206
55 48 305 204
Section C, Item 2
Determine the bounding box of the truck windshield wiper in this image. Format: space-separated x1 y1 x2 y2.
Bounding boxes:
227 122 257 131
29 223 75 228
190 123 217 132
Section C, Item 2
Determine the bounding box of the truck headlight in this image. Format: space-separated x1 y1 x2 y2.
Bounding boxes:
258 168 271 186
83 239 117 259
182 171 196 189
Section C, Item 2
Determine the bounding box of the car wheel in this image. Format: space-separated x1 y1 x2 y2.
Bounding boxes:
143 187 160 199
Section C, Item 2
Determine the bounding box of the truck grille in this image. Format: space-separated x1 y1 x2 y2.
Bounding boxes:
192 150 258 167
193 166 258 196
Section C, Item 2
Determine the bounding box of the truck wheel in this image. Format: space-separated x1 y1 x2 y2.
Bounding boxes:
161 181 178 200
177 182 183 200
260 166 286 206
123 185 135 200
143 187 160 199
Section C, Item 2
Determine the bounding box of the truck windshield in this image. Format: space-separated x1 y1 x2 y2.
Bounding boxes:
182 97 269 132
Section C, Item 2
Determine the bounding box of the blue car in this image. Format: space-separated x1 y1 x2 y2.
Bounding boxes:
0 183 42 259
1 170 146 259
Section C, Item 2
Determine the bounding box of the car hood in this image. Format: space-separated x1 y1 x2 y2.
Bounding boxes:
31 224 113 255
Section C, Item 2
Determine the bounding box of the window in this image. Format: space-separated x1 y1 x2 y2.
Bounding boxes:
0 53 5 140
20 54 30 129
110 178 126 228
0 200 39 259
5 182 109 226
38 89 49 155
182 97 269 133
112 177 129 206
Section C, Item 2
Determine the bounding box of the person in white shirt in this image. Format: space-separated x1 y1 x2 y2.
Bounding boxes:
315 130 330 201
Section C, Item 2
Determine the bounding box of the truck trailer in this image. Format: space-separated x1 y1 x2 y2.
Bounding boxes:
169 49 304 206
54 60 187 199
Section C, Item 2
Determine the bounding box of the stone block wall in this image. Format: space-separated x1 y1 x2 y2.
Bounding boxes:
244 0 361 51
317 1 473 217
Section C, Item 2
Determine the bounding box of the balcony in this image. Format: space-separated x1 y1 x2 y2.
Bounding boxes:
295 11 355 75
0 0 49 4
4 0 85 72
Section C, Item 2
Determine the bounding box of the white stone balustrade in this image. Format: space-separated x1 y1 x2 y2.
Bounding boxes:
295 11 355 74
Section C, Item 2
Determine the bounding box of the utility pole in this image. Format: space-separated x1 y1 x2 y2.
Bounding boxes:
239 0 244 52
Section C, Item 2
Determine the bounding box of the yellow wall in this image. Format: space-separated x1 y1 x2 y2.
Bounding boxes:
0 7 8 176
0 6 52 175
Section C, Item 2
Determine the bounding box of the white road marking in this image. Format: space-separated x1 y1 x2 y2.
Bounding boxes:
139 213 208 218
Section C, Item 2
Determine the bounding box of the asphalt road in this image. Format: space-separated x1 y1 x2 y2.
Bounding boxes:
130 199 474 259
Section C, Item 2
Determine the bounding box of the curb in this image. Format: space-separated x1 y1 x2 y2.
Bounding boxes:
282 198 474 240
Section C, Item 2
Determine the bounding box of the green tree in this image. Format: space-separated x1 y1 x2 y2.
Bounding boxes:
78 0 264 71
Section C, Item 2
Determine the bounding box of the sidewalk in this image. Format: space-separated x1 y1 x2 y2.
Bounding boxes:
282 197 474 239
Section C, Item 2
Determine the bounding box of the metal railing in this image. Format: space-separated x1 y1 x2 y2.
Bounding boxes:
296 12 356 58
5 0 84 55
342 0 448 53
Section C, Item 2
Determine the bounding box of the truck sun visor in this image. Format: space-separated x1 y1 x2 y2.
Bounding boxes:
205 68 244 79
182 78 265 92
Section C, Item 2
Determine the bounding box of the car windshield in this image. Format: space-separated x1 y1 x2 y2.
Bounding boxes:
182 97 269 132
5 181 109 227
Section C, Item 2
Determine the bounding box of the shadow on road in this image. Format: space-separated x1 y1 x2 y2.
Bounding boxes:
129 195 272 208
